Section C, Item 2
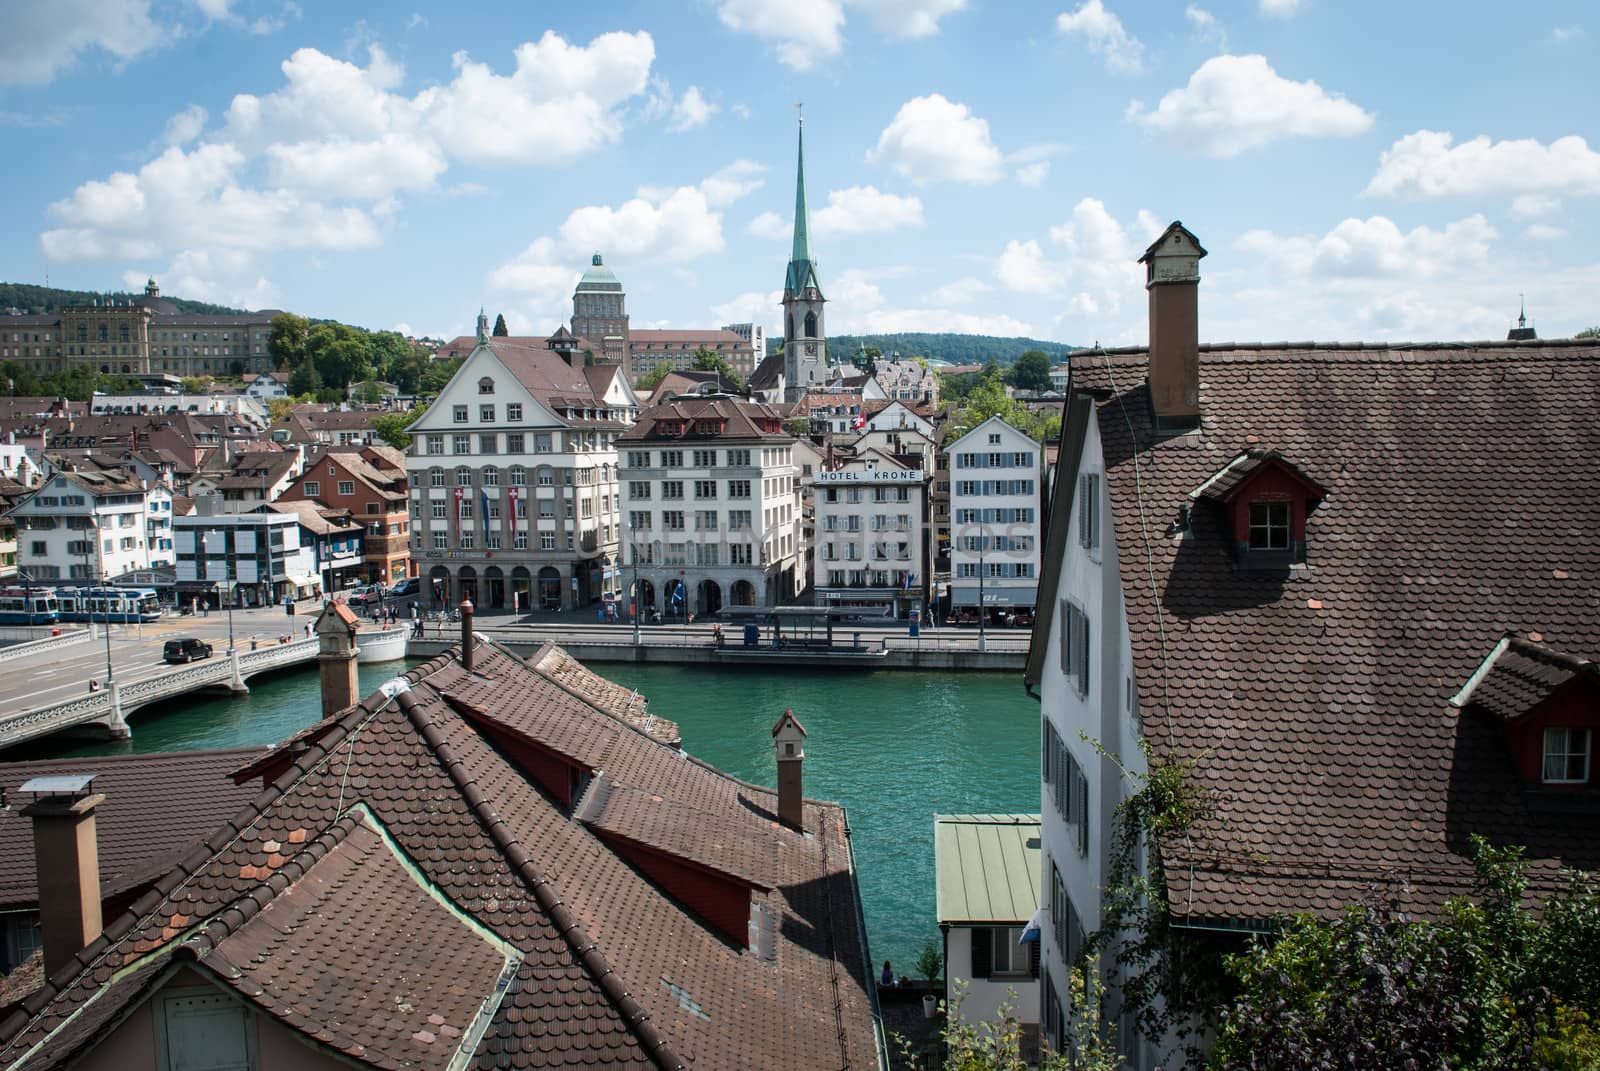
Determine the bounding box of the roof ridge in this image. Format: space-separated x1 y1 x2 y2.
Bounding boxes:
394 687 687 1071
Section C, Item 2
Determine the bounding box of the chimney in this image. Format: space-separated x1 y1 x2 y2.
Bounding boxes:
314 602 359 715
460 598 475 672
20 775 105 978
1138 221 1207 432
771 709 808 830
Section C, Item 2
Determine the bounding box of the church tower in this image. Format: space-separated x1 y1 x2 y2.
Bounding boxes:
783 116 828 400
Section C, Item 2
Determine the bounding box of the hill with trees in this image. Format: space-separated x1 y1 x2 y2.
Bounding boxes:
0 282 253 316
817 332 1076 366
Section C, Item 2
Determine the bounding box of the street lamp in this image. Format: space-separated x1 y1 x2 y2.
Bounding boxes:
630 535 640 650
101 575 115 691
224 580 235 652
977 536 987 654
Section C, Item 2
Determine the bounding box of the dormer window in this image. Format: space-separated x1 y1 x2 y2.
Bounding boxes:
1544 728 1592 784
1248 501 1289 550
1191 450 1327 572
479 377 494 394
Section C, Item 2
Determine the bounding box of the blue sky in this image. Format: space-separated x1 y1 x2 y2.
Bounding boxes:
1 0 1596 347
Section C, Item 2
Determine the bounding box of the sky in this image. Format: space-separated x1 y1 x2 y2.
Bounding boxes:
1 0 1597 348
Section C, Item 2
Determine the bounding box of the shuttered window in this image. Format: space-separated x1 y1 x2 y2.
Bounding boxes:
1078 472 1099 552
1059 599 1091 698
1042 721 1091 858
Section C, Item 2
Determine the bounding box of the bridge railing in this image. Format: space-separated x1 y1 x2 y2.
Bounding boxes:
0 638 321 751
0 629 92 662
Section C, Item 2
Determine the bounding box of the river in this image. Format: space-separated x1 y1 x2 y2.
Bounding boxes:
11 656 1041 971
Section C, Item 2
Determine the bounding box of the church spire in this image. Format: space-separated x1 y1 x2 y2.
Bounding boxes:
785 110 823 298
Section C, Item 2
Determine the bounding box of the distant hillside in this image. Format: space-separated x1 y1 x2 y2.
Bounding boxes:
0 282 249 316
817 332 1075 366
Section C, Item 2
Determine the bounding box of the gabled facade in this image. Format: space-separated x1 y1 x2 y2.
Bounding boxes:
10 469 162 583
947 416 1043 618
405 333 630 612
1026 220 1600 1068
278 447 411 584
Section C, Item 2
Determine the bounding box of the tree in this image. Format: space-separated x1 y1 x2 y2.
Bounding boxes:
1210 839 1600 1070
303 321 374 390
369 330 410 382
287 357 323 396
691 347 743 387
354 381 385 405
1577 327 1600 339
1009 350 1052 393
417 356 461 395
372 401 427 449
268 312 309 370
180 376 211 394
898 971 1123 1071
634 364 672 393
492 313 509 337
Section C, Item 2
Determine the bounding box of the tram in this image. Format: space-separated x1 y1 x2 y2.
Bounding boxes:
0 588 61 625
55 587 162 623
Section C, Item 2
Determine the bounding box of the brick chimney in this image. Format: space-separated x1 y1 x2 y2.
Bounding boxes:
460 598 475 672
771 709 808 830
20 775 104 978
314 601 360 716
1139 221 1207 431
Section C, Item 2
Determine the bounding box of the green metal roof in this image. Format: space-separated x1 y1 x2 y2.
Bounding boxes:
576 252 622 293
934 814 1041 924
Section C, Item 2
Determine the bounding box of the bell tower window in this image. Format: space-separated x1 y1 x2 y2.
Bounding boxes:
804 311 818 338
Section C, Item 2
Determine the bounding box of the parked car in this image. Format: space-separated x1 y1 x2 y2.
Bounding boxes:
163 638 214 664
388 577 420 598
347 584 384 607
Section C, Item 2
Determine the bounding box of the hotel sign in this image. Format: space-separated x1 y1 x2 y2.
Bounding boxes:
815 469 922 483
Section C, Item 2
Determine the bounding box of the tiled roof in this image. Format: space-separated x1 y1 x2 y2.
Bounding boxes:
749 352 785 390
619 397 792 443
530 645 680 744
0 644 878 1070
1065 340 1600 923
1452 636 1596 722
0 749 265 911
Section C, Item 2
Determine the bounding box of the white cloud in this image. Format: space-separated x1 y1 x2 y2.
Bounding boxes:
1128 54 1373 157
1364 131 1600 200
1237 214 1497 279
811 186 924 236
869 94 1005 184
715 0 844 69
0 0 163 87
1524 223 1566 241
1184 5 1226 46
162 104 209 146
748 211 790 240
1550 25 1583 43
1509 194 1561 220
992 198 1148 337
995 239 1055 296
264 134 447 200
122 248 281 309
1056 0 1143 74
710 288 783 329
848 0 966 38
1015 161 1050 186
492 164 766 329
668 85 718 132
927 277 991 306
1259 0 1303 16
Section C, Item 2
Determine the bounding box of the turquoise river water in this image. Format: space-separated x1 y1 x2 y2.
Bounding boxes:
13 659 1040 970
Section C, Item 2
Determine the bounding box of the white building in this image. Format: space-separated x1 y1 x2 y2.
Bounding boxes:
872 358 939 406
810 449 929 619
947 416 1043 618
406 318 638 612
10 469 163 584
174 503 318 608
935 814 1041 1033
617 396 802 615
90 392 269 429
720 322 767 363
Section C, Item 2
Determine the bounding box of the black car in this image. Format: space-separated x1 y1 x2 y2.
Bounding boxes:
163 638 214 664
388 577 420 597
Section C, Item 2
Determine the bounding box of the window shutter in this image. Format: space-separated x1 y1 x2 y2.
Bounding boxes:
1058 598 1072 675
970 927 992 979
1076 607 1091 697
1029 937 1041 978
1042 720 1052 785
1076 768 1091 858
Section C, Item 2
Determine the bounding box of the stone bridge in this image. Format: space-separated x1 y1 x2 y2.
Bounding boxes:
0 638 320 751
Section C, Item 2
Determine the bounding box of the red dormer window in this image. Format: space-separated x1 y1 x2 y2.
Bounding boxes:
1191 450 1327 571
1453 637 1600 793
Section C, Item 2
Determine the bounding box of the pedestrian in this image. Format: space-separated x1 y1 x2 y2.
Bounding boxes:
304 621 312 639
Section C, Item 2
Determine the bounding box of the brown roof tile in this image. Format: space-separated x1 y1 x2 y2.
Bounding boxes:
1067 341 1600 923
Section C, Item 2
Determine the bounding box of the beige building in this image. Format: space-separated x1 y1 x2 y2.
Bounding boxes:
0 279 278 378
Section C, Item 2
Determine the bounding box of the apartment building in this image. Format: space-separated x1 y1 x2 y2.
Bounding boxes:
10 469 167 583
278 445 411 584
617 395 802 616
174 500 318 608
810 448 929 619
405 318 638 612
947 416 1043 619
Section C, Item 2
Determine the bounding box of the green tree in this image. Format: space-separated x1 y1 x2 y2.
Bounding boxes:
287 357 323 396
268 312 309 370
304 322 374 390
354 381 385 405
371 401 427 449
899 971 1123 1071
369 330 410 382
634 364 672 393
180 376 211 394
691 346 743 387
492 313 509 337
1009 349 1053 392
1577 326 1600 339
417 356 461 395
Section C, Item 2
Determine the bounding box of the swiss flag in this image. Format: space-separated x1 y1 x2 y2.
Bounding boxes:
851 412 866 430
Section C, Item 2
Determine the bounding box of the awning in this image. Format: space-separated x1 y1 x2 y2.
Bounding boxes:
286 574 319 588
175 580 218 591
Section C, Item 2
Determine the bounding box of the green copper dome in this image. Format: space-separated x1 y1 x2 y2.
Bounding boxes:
576 252 622 293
